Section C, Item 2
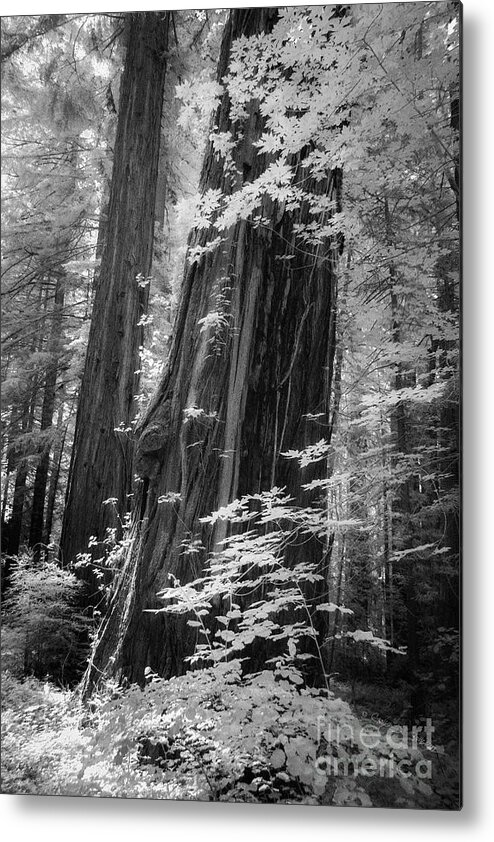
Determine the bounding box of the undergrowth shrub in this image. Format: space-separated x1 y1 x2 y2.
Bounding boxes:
1 661 453 805
1 455 457 806
77 661 450 806
1 553 89 682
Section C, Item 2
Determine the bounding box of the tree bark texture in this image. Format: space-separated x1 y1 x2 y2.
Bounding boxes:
83 7 341 692
61 13 170 573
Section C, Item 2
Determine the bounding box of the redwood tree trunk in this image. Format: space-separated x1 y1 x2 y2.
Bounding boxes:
61 13 170 571
83 7 341 692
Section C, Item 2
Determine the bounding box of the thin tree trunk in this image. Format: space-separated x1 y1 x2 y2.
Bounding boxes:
382 472 394 646
1 404 21 529
6 456 29 557
29 275 65 561
43 403 67 553
386 196 421 711
328 534 345 676
2 282 45 559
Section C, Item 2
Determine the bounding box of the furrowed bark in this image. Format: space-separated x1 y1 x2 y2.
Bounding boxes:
61 13 170 577
83 7 341 693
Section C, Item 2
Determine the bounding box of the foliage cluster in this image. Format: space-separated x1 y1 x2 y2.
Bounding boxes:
1 552 88 681
1 661 456 807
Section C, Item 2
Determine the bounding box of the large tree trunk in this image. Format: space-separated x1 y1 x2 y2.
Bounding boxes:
83 7 341 693
60 13 170 572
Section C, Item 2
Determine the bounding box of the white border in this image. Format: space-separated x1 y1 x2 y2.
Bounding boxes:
1 0 492 838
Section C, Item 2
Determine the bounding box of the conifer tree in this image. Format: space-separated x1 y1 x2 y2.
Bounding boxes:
61 13 171 572
84 7 343 689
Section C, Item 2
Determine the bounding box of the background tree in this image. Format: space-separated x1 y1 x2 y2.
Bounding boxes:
60 12 171 577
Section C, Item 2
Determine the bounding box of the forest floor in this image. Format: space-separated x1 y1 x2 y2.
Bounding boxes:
1 668 460 809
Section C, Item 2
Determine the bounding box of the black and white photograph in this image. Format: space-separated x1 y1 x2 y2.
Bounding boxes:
1 1 461 811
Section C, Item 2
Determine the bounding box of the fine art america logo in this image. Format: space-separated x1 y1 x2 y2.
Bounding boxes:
315 716 436 780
